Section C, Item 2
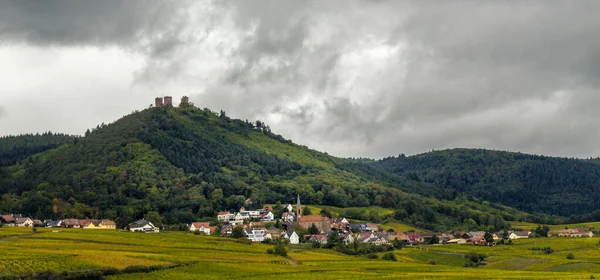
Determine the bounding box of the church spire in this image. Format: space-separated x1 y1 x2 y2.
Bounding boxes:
296 194 302 217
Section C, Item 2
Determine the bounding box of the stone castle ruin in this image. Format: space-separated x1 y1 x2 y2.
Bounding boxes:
155 96 189 107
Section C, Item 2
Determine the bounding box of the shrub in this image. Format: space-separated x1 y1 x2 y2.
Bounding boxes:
266 248 274 254
366 253 378 259
381 252 397 261
32 227 37 233
567 253 575 260
193 231 201 235
273 244 288 257
428 259 437 265
312 242 321 248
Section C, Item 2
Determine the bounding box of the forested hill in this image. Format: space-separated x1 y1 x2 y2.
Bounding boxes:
372 149 600 219
0 106 539 230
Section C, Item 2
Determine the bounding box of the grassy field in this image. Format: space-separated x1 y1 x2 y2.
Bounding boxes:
509 221 600 231
2 227 600 279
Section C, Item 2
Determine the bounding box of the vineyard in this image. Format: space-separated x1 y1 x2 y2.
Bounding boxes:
1 227 600 279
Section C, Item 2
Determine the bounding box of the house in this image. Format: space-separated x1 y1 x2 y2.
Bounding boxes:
60 219 81 228
282 231 300 244
267 226 282 239
350 223 371 233
46 220 60 228
340 233 355 244
32 219 44 227
245 228 266 242
190 222 211 234
369 236 389 246
306 234 328 244
217 211 233 222
447 238 467 244
331 218 350 232
285 204 293 212
281 212 296 223
79 220 91 228
471 236 486 245
297 215 331 232
263 205 273 212
128 219 158 233
357 232 376 243
407 232 424 244
1 215 16 226
15 217 33 227
260 211 274 221
100 220 116 229
82 220 102 229
220 224 234 236
389 232 408 242
508 231 530 239
366 223 379 232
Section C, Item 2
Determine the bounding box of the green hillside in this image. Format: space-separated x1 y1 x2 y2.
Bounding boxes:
372 148 600 220
0 106 544 230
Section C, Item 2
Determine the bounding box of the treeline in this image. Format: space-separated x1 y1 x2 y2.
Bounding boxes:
372 148 600 219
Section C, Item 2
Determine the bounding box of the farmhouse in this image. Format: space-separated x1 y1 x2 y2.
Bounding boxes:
128 219 159 233
447 238 467 244
100 220 116 229
60 219 81 228
1 215 16 226
15 217 33 227
189 222 212 234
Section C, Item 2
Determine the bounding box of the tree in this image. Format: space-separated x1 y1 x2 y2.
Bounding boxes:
145 211 163 228
430 234 439 244
327 231 339 248
484 232 494 243
231 227 245 239
303 207 312 216
308 223 319 234
320 208 332 218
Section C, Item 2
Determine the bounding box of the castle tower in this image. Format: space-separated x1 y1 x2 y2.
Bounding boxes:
163 96 173 106
180 96 189 106
155 97 164 107
296 194 302 217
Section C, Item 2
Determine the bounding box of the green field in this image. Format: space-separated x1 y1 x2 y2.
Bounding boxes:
2 227 600 279
510 221 600 231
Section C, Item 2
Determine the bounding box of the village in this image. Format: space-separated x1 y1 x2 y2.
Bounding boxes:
195 195 595 246
1 195 594 247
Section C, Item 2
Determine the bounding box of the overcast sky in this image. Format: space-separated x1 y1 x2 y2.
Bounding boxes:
1 0 600 159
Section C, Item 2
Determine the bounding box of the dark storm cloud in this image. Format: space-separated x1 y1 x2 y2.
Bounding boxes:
0 0 187 47
3 0 600 158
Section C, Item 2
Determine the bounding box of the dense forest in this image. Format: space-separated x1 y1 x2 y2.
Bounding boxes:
0 133 75 167
0 106 548 231
372 149 600 220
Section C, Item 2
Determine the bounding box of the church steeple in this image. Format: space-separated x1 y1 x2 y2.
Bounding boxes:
296 194 302 217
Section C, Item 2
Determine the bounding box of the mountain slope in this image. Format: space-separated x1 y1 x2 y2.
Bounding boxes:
372 148 600 218
0 106 542 230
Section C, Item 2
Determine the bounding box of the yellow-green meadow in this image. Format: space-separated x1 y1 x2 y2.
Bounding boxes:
2 227 600 279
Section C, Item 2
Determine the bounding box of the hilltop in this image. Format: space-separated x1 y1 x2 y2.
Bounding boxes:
0 105 537 231
372 148 600 221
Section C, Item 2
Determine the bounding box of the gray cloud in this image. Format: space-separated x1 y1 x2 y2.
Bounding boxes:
2 0 600 159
